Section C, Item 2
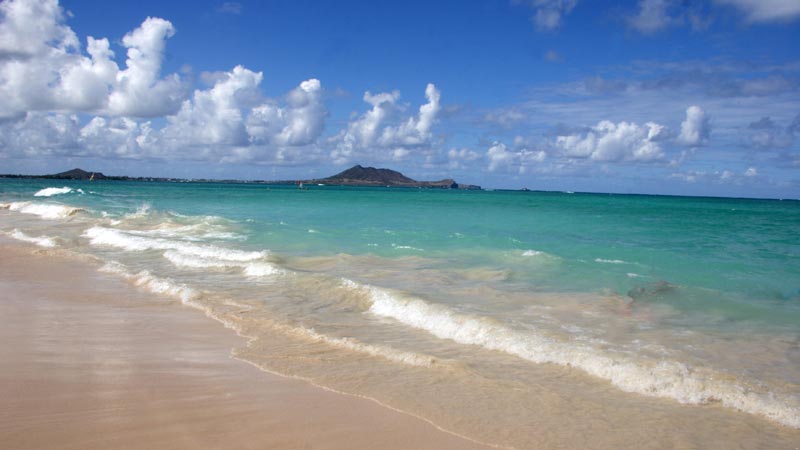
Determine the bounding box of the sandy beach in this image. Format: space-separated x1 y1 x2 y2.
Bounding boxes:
0 242 491 450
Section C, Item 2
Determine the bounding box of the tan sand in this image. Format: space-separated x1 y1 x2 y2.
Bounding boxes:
0 243 491 450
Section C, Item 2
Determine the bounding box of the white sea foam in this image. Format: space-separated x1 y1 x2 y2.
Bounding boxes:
99 261 199 306
7 229 57 247
84 226 265 261
86 226 281 278
342 279 800 429
126 203 151 218
162 249 283 278
281 324 438 368
392 244 424 252
124 226 244 242
522 249 544 257
243 262 284 277
595 258 627 264
34 186 75 197
6 202 85 219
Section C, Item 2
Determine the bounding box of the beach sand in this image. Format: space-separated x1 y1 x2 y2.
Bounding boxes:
0 243 491 450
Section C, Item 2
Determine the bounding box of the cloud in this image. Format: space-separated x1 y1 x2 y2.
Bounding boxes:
80 116 149 158
217 2 242 14
486 141 546 173
446 148 482 170
555 120 666 162
0 112 80 157
627 0 682 34
0 0 185 119
163 65 261 149
0 0 77 59
544 49 563 63
714 0 800 23
669 167 761 184
677 105 710 146
746 115 794 149
787 112 800 135
246 78 326 149
1 62 328 163
160 67 326 160
107 17 184 117
331 83 441 164
515 0 578 31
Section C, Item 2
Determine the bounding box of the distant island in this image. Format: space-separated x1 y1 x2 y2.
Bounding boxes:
310 165 480 189
0 165 481 190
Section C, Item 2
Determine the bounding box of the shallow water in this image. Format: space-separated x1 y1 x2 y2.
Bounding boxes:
2 179 799 448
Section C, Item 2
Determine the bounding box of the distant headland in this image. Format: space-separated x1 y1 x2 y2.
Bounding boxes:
0 165 481 190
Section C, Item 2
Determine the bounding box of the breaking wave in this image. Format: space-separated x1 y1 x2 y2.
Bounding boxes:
341 278 800 429
34 187 83 197
84 226 281 278
3 202 85 219
99 261 200 306
6 229 57 247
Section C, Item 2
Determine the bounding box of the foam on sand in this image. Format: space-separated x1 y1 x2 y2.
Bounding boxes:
341 278 800 429
6 229 58 247
99 261 201 307
277 323 440 368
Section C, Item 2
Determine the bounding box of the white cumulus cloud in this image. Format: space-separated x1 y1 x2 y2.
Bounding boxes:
0 0 185 119
486 142 547 173
677 105 710 146
331 83 441 165
107 17 184 117
555 120 666 162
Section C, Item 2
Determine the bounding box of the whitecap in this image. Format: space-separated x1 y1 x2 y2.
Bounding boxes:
6 202 85 219
392 244 424 252
34 186 73 197
595 258 627 264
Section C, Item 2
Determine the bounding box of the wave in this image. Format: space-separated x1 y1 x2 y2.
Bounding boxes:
392 244 424 252
3 201 85 219
6 229 57 247
85 226 281 278
99 261 199 306
122 226 244 242
595 258 627 264
85 226 264 260
342 278 800 429
162 249 283 277
277 323 440 368
34 186 83 197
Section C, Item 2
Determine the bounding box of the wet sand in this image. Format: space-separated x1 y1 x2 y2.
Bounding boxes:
0 243 491 450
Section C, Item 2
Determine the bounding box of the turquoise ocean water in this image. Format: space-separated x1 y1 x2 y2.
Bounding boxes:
2 179 799 447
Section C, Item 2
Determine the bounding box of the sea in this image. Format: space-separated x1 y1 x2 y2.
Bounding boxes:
1 178 799 448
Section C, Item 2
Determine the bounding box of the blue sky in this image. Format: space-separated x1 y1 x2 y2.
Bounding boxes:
1 0 799 197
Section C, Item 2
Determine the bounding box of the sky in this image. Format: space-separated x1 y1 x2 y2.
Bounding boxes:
0 0 799 197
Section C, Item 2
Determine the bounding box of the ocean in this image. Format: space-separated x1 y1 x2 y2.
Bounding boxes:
2 178 799 448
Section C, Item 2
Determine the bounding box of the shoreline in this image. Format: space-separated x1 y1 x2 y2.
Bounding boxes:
0 241 490 450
